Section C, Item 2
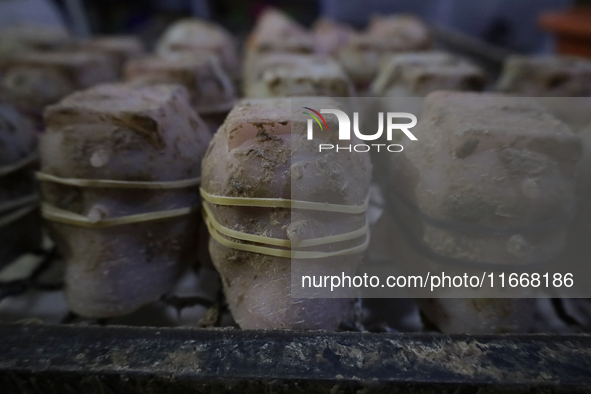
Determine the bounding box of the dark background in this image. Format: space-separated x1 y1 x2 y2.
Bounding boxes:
2 0 588 53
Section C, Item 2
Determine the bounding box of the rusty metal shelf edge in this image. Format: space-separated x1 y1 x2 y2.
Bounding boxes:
0 323 591 393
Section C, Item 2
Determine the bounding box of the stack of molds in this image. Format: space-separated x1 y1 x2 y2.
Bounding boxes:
124 54 236 128
244 53 353 98
201 98 371 330
312 18 354 58
0 51 118 129
497 55 591 97
244 8 314 92
37 84 211 318
246 8 314 55
371 52 487 97
79 36 145 78
337 15 432 90
156 18 239 83
577 124 591 257
0 24 70 57
0 104 40 266
391 92 582 334
497 55 591 131
564 123 591 325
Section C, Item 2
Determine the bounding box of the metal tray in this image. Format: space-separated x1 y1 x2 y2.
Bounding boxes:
1 323 590 393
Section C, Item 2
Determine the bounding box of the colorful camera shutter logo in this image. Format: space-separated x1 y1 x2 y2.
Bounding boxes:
302 107 329 133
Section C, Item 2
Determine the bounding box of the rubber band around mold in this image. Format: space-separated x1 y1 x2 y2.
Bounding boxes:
0 204 37 229
0 154 40 228
0 153 37 177
203 200 369 248
36 172 201 189
204 209 369 259
201 188 370 258
36 173 201 227
40 202 199 229
0 194 38 215
200 188 369 214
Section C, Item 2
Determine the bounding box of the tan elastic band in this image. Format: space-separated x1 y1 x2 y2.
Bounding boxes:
0 153 37 177
201 187 369 258
0 204 37 229
200 188 369 214
36 172 201 189
0 194 38 215
204 209 369 259
41 203 198 228
203 201 368 248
